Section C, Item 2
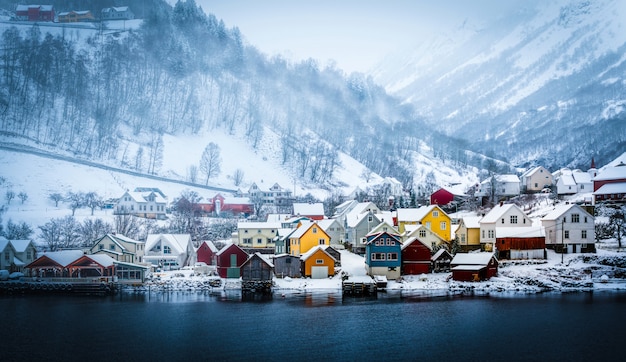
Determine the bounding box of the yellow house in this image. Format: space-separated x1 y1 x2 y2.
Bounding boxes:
300 246 336 278
396 206 451 241
289 221 330 256
455 216 482 251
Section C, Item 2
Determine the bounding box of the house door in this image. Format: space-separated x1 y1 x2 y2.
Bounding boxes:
311 266 328 279
230 254 237 267
227 254 240 278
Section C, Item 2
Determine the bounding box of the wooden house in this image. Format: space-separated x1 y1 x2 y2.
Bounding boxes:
216 243 249 278
479 203 532 252
541 204 596 254
455 216 482 252
240 253 274 291
196 240 218 265
115 188 167 219
101 6 135 20
89 233 144 264
450 252 498 281
0 238 37 273
196 193 254 217
495 226 545 260
57 10 94 22
234 221 281 251
402 224 447 250
272 254 301 278
395 205 452 241
300 246 336 279
401 237 432 275
593 162 626 203
317 218 345 247
289 221 330 256
144 234 193 271
431 249 452 273
475 174 521 199
15 5 54 21
324 245 341 267
365 231 402 280
521 166 553 193
430 185 468 207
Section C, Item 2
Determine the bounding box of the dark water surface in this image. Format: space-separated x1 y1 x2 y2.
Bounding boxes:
2 290 625 361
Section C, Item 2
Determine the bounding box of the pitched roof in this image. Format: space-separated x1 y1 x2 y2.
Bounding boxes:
480 204 522 223
293 202 325 216
593 182 626 195
541 204 592 221
461 216 482 229
145 234 191 254
450 252 496 266
300 245 336 262
41 250 85 266
594 164 626 181
9 239 34 253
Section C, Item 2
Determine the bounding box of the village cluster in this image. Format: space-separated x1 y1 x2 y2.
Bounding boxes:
1 158 624 294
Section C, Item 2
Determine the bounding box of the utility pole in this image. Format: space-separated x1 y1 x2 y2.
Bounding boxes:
561 217 565 264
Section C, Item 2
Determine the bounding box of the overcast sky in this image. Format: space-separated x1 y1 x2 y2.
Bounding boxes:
194 0 537 73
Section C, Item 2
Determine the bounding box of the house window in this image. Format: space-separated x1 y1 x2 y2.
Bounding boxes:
243 238 252 244
316 259 324 264
150 205 153 211
387 253 398 261
564 231 569 239
319 239 325 245
419 230 426 238
433 211 439 217
286 258 291 264
244 230 248 234
4 252 9 261
571 214 580 223
461 234 466 243
426 222 431 230
257 238 263 244
371 253 386 260
488 230 494 238
99 245 104 250
131 205 134 211
482 230 485 238
584 217 588 223
386 238 392 246
257 230 261 234
440 222 447 230
110 244 115 251
582 230 587 239
313 227 318 233
510 215 518 224
501 218 505 224
164 246 171 254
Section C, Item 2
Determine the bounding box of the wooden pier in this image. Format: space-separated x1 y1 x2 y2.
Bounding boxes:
342 276 377 296
0 280 118 296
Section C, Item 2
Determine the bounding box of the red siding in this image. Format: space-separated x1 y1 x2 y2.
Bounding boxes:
196 243 216 265
496 237 545 251
430 189 454 206
216 245 249 278
401 240 432 275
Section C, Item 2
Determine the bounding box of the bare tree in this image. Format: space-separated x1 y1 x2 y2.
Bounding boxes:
199 142 221 185
17 191 28 204
115 213 142 240
65 191 84 216
79 218 113 246
4 219 33 239
5 190 15 205
39 219 62 251
187 165 198 183
232 168 244 186
84 191 103 216
49 192 63 207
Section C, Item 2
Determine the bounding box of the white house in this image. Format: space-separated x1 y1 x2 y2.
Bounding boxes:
101 6 134 20
541 204 595 254
479 203 532 252
115 188 167 219
144 234 194 270
521 166 553 193
476 174 520 198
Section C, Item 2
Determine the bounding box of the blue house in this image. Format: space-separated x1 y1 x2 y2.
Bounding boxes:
365 231 402 280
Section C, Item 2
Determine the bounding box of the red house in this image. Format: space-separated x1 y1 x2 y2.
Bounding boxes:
196 194 254 217
15 5 55 21
216 243 249 278
196 240 218 266
430 186 467 207
593 162 626 203
401 237 432 275
450 252 498 282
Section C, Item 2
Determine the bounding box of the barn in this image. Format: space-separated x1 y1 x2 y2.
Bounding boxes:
450 252 498 281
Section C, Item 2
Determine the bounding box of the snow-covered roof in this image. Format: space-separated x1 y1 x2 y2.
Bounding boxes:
541 204 591 221
265 214 291 222
110 233 142 244
431 249 451 261
126 190 167 204
480 204 523 224
451 264 485 271
572 171 591 184
594 164 626 181
41 250 84 266
145 234 191 254
346 211 379 228
245 252 274 268
559 174 576 186
293 202 325 217
237 221 281 229
199 240 218 253
87 254 115 267
16 5 54 11
216 242 245 256
289 221 318 239
593 182 626 195
496 226 545 238
481 174 520 184
396 206 437 222
461 216 482 229
450 252 495 266
0 237 9 252
440 184 467 196
401 236 430 251
300 245 336 262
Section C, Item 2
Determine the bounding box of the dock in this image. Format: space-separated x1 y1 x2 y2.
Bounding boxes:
0 280 118 296
342 276 377 296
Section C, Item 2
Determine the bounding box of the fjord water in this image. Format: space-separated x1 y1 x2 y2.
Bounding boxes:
2 290 624 361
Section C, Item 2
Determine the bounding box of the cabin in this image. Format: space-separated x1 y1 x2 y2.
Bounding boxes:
196 240 218 265
272 254 301 278
240 253 274 292
431 249 452 273
101 6 135 20
143 234 193 271
430 185 468 209
401 237 432 275
57 10 94 22
300 246 336 279
521 166 553 193
450 252 498 281
216 243 249 278
593 162 626 203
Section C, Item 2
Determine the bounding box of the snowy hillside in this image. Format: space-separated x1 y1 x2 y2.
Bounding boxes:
372 0 626 168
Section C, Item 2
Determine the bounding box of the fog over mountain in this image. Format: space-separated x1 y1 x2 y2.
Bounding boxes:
372 0 626 169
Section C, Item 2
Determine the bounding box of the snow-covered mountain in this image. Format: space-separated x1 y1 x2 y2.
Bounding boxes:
372 0 626 169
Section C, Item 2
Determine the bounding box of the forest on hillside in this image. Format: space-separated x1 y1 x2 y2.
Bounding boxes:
0 0 496 193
